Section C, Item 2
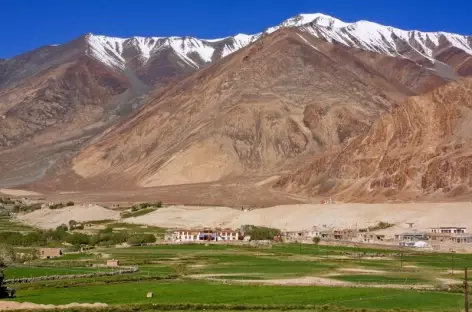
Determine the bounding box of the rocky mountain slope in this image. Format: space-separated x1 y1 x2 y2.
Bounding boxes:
1 13 471 152
1 12 472 199
70 28 446 189
276 78 472 201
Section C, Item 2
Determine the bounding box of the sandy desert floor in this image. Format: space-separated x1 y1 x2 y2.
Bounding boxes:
125 202 472 232
14 198 472 236
16 204 120 229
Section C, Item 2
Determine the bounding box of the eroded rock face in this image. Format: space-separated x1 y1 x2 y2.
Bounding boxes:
276 78 472 201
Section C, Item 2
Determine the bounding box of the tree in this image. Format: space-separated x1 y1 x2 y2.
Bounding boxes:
313 237 321 245
69 220 78 230
56 224 68 232
127 234 156 245
66 233 90 245
241 225 280 241
0 244 15 267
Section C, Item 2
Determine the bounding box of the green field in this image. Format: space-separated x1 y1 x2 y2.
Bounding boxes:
13 279 462 310
4 243 472 311
0 215 34 232
331 274 432 284
5 266 113 279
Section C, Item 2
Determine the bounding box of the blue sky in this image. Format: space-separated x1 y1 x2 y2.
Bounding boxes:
1 0 471 58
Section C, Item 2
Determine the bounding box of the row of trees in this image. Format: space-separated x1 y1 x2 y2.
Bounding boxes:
0 226 156 248
241 225 281 240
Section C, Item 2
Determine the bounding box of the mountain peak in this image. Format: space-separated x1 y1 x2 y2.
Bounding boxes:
75 14 472 77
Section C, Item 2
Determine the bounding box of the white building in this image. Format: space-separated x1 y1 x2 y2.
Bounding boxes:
216 229 240 241
171 229 200 242
168 228 240 242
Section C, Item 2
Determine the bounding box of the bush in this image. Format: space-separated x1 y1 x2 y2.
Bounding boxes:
313 237 321 245
12 203 42 213
121 208 156 219
127 234 156 245
241 225 280 241
0 197 15 205
139 203 151 209
66 201 75 206
66 233 90 245
359 221 394 232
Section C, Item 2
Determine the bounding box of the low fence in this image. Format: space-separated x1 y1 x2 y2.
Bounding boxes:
4 266 138 284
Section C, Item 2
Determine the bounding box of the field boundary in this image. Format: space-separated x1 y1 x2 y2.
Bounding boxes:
4 266 138 284
0 302 443 312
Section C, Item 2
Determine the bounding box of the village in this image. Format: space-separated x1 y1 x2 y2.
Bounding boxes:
162 224 472 251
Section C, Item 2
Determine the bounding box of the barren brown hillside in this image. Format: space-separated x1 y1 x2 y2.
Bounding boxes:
276 78 472 201
70 28 446 190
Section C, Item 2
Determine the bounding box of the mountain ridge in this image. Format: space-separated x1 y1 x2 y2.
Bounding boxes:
5 13 470 79
1 12 472 202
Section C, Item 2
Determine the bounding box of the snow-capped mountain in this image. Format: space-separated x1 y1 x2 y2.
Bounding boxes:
81 13 471 79
298 14 472 61
85 33 260 72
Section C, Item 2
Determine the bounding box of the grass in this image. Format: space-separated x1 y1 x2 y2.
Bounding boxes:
12 279 462 310
121 208 157 219
5 242 472 311
212 275 266 280
200 254 335 277
331 274 432 284
107 223 166 234
85 219 115 225
49 253 95 260
0 215 35 232
5 266 112 279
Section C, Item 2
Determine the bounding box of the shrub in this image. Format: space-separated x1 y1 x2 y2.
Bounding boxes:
139 203 151 209
313 237 321 245
359 221 394 232
66 233 90 245
49 203 65 209
127 234 156 245
0 197 15 205
241 225 280 241
66 201 75 206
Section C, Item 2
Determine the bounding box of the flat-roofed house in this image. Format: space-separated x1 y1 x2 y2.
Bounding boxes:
216 229 240 241
106 259 120 267
172 229 201 242
430 227 467 234
39 248 62 259
395 232 428 241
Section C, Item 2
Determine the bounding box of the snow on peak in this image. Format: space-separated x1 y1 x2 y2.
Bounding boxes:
297 13 349 28
84 33 260 71
82 13 472 73
300 15 472 59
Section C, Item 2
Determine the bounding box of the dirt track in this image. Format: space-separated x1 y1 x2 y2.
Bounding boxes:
0 301 106 311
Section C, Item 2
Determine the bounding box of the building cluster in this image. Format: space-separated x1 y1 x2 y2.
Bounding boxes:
165 228 242 242
279 225 472 248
